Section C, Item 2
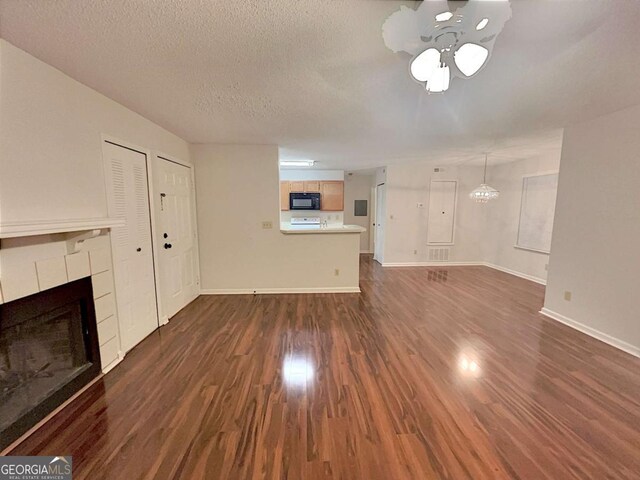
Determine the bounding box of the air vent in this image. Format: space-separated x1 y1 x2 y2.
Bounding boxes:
428 247 450 262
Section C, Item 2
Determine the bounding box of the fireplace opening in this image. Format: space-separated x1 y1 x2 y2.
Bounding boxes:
0 277 101 450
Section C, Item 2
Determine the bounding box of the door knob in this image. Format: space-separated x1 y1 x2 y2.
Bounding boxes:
136 247 142 252
163 233 168 238
164 243 172 249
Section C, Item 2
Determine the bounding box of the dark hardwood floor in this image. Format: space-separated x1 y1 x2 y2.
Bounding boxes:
8 256 640 479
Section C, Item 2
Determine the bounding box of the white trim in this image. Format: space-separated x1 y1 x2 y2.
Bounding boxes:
0 217 125 239
382 261 483 267
201 287 361 295
484 263 546 285
101 353 125 374
513 245 550 255
540 308 640 359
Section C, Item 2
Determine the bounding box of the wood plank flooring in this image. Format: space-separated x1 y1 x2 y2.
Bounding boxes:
8 256 640 479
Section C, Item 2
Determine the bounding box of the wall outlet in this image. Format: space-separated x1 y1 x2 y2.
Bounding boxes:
334 268 340 276
262 221 273 229
564 291 572 301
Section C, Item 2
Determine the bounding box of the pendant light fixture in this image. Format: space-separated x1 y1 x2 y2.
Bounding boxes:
469 153 499 203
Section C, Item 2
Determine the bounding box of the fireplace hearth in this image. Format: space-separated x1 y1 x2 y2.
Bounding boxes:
0 277 101 450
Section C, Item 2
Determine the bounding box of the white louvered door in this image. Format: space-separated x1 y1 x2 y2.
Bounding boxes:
155 157 198 320
103 142 158 353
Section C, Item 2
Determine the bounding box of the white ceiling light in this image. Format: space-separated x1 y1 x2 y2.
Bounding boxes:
410 48 440 82
469 153 499 203
435 11 453 22
476 18 489 30
426 65 450 93
454 43 489 77
280 160 315 167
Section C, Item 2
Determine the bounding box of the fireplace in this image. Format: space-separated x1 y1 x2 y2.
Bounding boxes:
0 277 101 450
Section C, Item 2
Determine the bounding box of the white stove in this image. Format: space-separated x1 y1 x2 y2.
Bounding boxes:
290 217 321 226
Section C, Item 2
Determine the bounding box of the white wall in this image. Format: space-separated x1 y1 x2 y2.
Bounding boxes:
543 104 640 355
344 174 374 252
0 40 190 224
483 153 560 282
193 144 361 293
382 163 486 264
379 156 562 283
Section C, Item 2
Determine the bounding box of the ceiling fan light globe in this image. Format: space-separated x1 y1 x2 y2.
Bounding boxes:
410 48 441 82
454 43 489 77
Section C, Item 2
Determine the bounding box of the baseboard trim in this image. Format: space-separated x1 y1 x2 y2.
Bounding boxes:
381 261 484 267
201 287 361 295
484 263 546 285
102 354 124 374
540 308 640 358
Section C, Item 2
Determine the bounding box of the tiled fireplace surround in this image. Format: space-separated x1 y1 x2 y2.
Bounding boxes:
0 229 122 373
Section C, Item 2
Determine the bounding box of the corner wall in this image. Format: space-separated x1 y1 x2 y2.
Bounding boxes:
0 39 190 224
483 153 560 283
543 104 640 355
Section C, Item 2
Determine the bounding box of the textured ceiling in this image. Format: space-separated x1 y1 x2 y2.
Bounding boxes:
1 0 639 169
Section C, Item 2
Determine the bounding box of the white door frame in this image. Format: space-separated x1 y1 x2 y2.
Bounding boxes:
374 183 386 264
152 152 201 324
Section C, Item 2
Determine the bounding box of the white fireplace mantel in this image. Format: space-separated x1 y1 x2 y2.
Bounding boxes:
0 217 125 239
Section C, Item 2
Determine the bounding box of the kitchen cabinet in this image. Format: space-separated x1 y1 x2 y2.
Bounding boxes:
289 181 305 192
279 180 345 211
280 181 290 211
304 181 320 192
320 181 344 211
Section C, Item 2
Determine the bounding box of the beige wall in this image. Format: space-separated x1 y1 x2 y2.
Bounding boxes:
193 144 361 293
0 40 190 224
483 153 561 282
344 174 373 252
543 104 640 355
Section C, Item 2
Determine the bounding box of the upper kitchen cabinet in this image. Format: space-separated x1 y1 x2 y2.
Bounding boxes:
304 181 320 192
280 180 344 211
280 182 290 211
320 181 344 211
289 181 305 192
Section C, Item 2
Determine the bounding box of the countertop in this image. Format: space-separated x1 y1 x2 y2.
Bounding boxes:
280 224 366 235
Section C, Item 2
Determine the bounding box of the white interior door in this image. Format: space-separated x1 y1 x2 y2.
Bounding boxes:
155 157 199 320
374 184 386 264
427 180 457 244
103 142 158 352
